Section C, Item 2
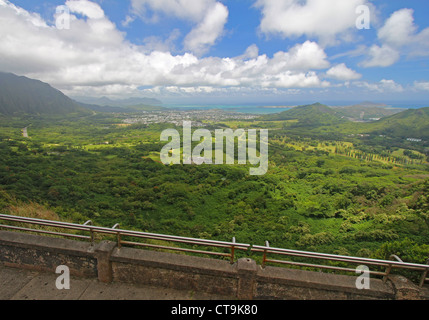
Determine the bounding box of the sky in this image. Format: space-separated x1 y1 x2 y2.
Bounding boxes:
1 0 429 106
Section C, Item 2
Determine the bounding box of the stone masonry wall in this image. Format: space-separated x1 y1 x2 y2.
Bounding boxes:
0 230 426 300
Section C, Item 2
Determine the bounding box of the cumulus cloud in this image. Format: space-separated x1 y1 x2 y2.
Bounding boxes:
0 1 332 98
326 63 361 80
65 0 105 19
414 81 429 91
0 0 47 27
130 0 228 55
361 44 401 68
377 9 416 48
362 8 429 67
183 2 228 56
379 79 404 92
271 41 330 71
121 15 135 27
354 79 404 93
157 41 330 88
142 29 182 53
131 0 216 22
254 0 370 45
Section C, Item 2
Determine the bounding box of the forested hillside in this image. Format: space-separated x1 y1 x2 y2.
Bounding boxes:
365 107 429 140
0 74 428 278
0 113 428 273
0 72 88 116
262 103 346 126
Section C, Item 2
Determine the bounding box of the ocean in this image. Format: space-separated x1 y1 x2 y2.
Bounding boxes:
164 101 429 115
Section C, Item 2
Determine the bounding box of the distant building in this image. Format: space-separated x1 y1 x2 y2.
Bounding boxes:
407 138 422 142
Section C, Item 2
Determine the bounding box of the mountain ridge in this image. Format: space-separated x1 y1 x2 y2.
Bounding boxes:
0 72 165 116
73 96 163 108
261 102 347 126
0 72 87 116
364 107 429 139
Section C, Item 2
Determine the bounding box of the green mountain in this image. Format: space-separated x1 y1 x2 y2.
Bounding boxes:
0 72 88 116
366 107 429 139
332 102 405 121
262 103 347 126
78 102 166 113
74 96 163 108
73 96 166 113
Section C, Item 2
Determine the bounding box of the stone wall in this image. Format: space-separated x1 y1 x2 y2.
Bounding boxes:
0 230 426 300
0 230 97 278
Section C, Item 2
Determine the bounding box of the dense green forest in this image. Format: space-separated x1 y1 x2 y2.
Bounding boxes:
0 109 428 275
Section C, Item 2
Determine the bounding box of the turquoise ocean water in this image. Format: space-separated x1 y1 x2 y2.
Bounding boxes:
164 101 428 115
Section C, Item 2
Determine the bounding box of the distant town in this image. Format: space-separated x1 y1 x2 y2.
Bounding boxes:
122 109 259 127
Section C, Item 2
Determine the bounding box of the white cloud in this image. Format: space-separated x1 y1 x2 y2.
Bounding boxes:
361 44 400 68
0 0 47 27
326 63 361 80
254 0 370 45
65 0 105 19
183 2 228 56
362 8 429 67
162 41 330 88
379 79 404 92
0 1 331 98
131 85 303 103
240 44 259 60
130 0 228 55
142 29 181 53
265 71 330 89
131 0 215 22
354 79 404 93
414 81 429 91
377 9 416 48
271 41 330 71
412 28 429 57
121 15 136 27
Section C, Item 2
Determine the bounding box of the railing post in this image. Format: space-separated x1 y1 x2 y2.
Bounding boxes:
384 255 402 283
112 223 121 249
236 258 257 300
384 264 392 283
420 258 429 287
95 241 117 283
230 237 236 264
390 254 403 262
83 220 94 243
262 241 269 269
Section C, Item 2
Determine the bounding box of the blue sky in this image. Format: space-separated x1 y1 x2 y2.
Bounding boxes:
1 0 429 106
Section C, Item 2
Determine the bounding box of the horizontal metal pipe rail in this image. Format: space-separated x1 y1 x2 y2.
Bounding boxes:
252 241 429 287
0 214 428 287
0 214 250 264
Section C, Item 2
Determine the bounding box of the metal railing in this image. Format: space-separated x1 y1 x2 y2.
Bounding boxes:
0 214 250 264
0 213 428 287
252 241 429 287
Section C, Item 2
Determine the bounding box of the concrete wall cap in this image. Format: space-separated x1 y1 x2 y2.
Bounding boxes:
236 258 257 273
